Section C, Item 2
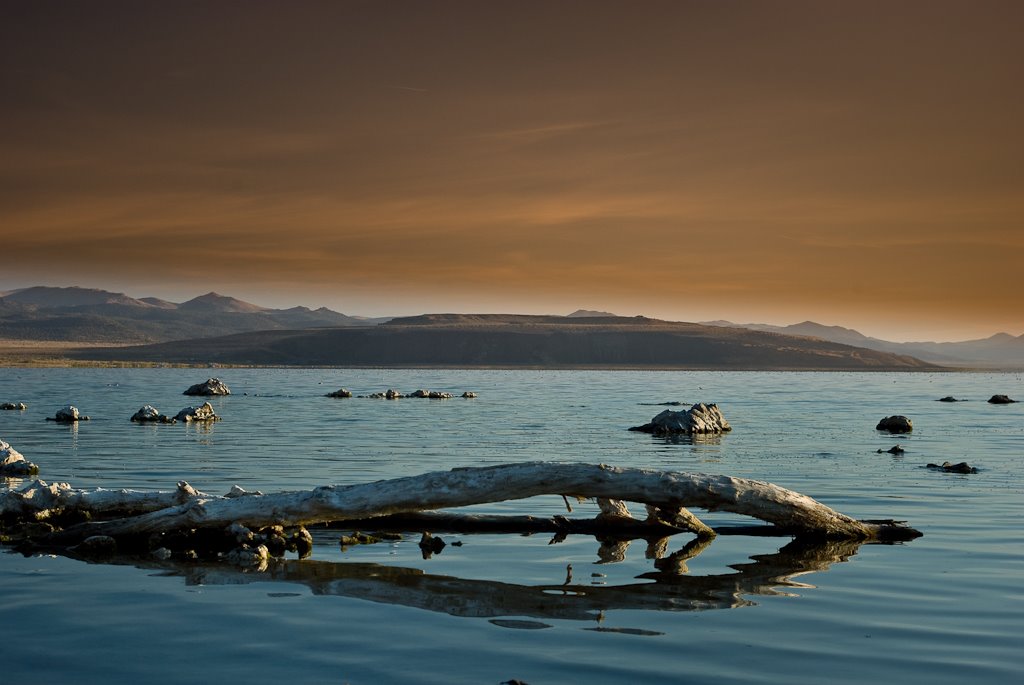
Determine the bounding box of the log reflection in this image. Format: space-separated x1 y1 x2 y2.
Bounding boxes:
119 535 869 620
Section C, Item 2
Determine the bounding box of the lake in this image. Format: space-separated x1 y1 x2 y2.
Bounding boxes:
1 368 1022 684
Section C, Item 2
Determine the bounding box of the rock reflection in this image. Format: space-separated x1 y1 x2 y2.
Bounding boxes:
113 535 869 621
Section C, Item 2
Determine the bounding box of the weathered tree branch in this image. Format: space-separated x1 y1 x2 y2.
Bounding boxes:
16 462 919 542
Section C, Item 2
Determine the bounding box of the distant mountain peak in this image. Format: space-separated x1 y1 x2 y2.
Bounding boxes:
178 292 268 313
567 309 619 318
0 285 149 308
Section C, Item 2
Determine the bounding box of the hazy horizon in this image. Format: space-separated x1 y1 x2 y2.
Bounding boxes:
2 1 1021 344
1 281 1018 344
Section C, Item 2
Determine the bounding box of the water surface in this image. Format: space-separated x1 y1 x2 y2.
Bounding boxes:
1 369 1022 683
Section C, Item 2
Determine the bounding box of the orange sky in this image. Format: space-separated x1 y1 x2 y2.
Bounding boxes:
2 1 1022 341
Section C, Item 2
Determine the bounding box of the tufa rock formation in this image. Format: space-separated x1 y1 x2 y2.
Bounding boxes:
1 439 39 476
130 405 175 423
46 405 90 422
174 402 220 423
629 403 732 435
183 378 231 396
876 416 912 433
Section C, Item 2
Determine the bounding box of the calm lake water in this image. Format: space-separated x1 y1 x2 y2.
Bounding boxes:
1 368 1022 684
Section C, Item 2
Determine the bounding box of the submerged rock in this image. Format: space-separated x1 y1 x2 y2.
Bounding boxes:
326 388 353 398
461 391 478 398
1 439 40 476
72 535 118 558
987 394 1017 404
46 405 90 423
224 543 269 568
418 531 447 557
0 402 27 410
629 403 732 435
130 405 176 423
926 461 978 474
877 445 905 455
937 396 962 402
876 415 912 433
174 401 221 422
183 378 231 396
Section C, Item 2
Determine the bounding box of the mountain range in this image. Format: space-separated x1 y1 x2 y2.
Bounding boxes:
699 320 1024 368
0 286 382 343
1 286 1020 368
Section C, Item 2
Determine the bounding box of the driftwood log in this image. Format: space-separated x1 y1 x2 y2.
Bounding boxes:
2 462 920 548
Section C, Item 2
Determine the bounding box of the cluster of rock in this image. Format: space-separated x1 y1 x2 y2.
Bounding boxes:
629 403 732 435
1 439 39 477
358 389 477 400
876 415 912 433
1 402 27 411
45 405 90 423
183 378 231 396
129 402 220 424
937 394 1017 403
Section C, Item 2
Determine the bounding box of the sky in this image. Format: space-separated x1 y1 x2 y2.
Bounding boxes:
1 1 1022 342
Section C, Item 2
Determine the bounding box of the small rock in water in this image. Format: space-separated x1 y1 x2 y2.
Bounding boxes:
926 461 978 474
418 531 446 557
174 401 220 422
73 535 118 558
326 388 353 398
629 402 731 435
461 391 478 398
877 445 905 455
876 415 913 433
987 394 1017 404
937 396 961 402
130 405 175 423
183 378 231 396
0 402 27 410
46 405 89 422
1 439 40 476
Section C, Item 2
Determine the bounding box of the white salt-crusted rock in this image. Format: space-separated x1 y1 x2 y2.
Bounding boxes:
130 405 175 423
630 403 732 435
183 378 231 396
46 405 89 422
1 439 39 476
174 401 220 422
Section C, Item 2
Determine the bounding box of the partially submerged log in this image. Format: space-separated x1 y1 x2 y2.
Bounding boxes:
5 462 920 546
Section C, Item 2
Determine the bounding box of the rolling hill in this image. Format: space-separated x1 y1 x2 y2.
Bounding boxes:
71 314 940 370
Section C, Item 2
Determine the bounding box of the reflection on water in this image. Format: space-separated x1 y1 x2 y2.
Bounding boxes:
81 534 872 622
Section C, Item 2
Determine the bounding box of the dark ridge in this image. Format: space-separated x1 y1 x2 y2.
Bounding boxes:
70 319 942 370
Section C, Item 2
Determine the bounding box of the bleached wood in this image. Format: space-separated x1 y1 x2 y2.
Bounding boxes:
38 462 916 541
1 480 209 519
